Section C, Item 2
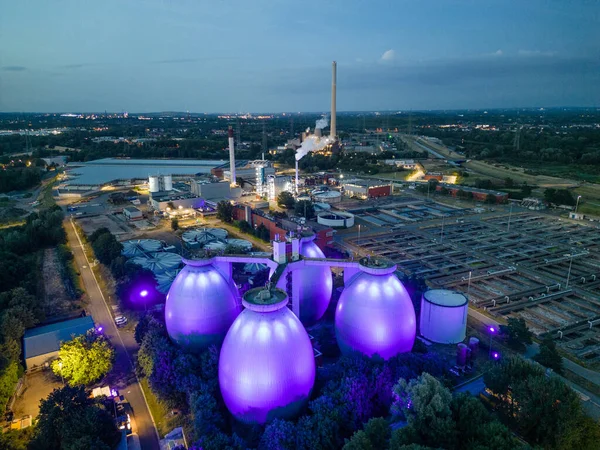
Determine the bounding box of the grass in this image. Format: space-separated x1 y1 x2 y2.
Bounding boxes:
139 378 170 437
39 175 59 208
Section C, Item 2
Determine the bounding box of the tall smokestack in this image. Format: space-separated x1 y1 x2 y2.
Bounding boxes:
330 61 337 138
228 126 236 186
295 160 299 195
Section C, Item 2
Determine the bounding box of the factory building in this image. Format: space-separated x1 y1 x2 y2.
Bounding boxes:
341 180 392 199
190 180 233 200
23 316 95 370
435 184 509 203
267 175 293 201
149 192 206 211
214 160 275 188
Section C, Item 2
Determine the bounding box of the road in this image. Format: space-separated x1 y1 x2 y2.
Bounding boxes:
65 218 160 450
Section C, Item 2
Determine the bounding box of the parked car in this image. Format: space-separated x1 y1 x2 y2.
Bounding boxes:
115 316 128 327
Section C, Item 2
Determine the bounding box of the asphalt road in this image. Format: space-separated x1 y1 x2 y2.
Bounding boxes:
65 219 160 450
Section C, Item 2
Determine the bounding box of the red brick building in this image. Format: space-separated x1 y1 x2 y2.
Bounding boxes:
436 185 508 203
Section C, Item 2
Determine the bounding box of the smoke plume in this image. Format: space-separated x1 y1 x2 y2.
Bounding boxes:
295 116 332 161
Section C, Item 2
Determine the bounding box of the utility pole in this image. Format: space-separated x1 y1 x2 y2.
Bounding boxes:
507 203 514 232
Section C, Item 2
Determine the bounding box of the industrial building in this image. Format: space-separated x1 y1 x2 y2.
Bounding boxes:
123 206 143 221
215 160 275 188
190 179 232 200
267 175 293 201
23 316 95 370
341 180 392 199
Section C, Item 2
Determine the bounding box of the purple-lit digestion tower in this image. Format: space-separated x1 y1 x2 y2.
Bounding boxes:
165 258 241 351
219 287 316 424
335 258 416 360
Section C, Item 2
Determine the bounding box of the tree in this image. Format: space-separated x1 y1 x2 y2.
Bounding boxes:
255 223 270 242
534 337 563 374
171 217 179 231
0 361 20 412
343 418 390 450
521 183 532 196
52 331 114 386
216 200 234 223
30 385 120 450
390 373 456 449
500 317 532 352
259 419 296 450
91 231 123 265
295 200 315 219
277 191 296 209
504 177 515 188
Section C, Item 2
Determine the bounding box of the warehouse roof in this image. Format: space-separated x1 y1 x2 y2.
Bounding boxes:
23 316 95 359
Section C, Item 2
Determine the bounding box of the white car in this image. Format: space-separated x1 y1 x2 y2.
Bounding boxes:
115 316 128 327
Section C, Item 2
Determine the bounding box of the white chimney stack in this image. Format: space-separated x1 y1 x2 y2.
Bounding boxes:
228 126 236 186
330 61 337 138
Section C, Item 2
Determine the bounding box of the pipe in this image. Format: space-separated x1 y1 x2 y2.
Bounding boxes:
228 126 236 186
295 160 299 195
330 61 337 138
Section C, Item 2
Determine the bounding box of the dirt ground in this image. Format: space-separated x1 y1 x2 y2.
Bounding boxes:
76 214 131 237
12 371 62 419
42 248 72 318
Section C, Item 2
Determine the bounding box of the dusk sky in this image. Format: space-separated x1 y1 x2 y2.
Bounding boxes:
1 0 599 113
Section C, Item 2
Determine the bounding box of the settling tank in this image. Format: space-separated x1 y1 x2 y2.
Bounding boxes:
165 258 241 351
420 289 468 344
335 258 416 360
219 287 315 425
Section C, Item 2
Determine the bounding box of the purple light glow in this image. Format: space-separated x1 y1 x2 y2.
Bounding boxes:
140 290 149 298
97 326 103 333
489 326 496 334
335 271 416 360
286 237 332 325
492 352 500 359
165 261 241 351
219 290 315 425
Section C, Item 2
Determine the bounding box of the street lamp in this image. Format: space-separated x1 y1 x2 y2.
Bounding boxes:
575 195 582 215
140 289 149 311
507 202 513 232
488 326 497 358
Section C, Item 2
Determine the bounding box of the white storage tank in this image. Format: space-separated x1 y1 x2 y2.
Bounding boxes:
163 175 173 191
149 175 160 193
420 289 468 344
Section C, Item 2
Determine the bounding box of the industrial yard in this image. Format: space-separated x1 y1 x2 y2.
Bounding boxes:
347 209 600 365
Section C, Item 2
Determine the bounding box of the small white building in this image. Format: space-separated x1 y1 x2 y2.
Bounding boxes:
123 206 143 221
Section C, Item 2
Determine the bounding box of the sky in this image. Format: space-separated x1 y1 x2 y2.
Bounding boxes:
1 0 599 112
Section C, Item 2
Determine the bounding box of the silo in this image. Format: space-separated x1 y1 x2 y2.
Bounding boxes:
165 258 241 351
163 174 173 191
335 258 416 360
276 233 332 326
219 287 315 425
149 176 160 193
457 343 469 366
420 289 468 344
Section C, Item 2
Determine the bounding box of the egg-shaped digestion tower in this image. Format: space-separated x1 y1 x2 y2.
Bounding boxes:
278 233 332 325
165 258 241 351
219 287 316 425
335 258 416 360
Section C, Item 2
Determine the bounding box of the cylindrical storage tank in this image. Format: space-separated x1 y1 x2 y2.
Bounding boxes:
457 343 469 366
163 174 173 191
165 259 241 351
149 175 159 193
219 288 315 425
335 259 416 360
204 241 227 252
420 289 468 344
226 238 253 253
276 233 332 326
468 337 479 356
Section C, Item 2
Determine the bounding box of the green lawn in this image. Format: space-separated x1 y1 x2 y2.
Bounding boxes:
139 378 170 437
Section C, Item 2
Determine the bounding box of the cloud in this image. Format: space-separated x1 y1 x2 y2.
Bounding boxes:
62 63 91 69
494 49 503 56
381 49 395 61
2 66 27 71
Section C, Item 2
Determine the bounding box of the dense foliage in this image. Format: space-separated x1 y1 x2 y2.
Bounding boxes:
29 385 121 450
294 200 315 219
499 317 533 352
0 167 43 193
0 206 66 411
277 191 296 209
217 200 234 223
88 226 123 265
484 355 599 449
51 330 114 386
